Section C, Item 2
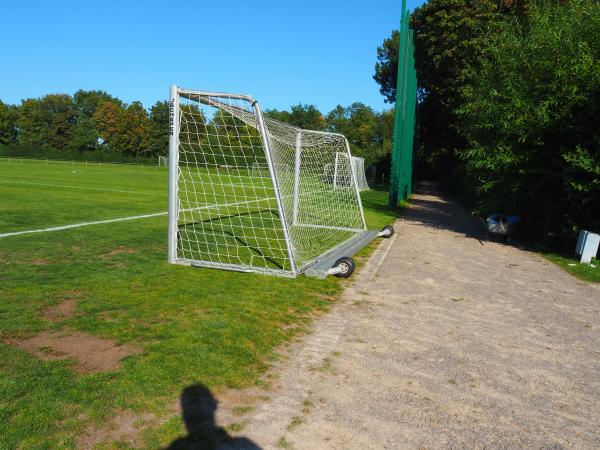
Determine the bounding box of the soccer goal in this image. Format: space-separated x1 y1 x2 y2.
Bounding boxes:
158 156 169 167
324 154 370 191
167 86 393 278
352 156 370 191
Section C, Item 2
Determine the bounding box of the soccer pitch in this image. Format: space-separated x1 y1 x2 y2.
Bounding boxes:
0 157 398 448
0 158 169 235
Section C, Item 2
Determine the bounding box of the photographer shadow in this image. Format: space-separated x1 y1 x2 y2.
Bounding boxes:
164 384 261 450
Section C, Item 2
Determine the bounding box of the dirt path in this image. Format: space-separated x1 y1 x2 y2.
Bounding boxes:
229 185 600 449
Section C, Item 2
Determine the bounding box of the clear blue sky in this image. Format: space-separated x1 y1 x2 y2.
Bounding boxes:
1 0 425 113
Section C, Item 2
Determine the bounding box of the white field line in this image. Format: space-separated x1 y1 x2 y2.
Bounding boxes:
375 231 399 273
0 197 276 239
0 212 168 239
0 180 166 196
0 190 355 239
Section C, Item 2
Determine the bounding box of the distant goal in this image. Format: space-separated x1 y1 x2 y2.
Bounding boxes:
167 86 393 278
323 154 370 191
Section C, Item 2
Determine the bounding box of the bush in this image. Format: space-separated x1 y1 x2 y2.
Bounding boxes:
459 0 600 250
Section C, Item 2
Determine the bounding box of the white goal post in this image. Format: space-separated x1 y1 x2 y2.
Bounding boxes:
158 156 169 167
167 86 392 278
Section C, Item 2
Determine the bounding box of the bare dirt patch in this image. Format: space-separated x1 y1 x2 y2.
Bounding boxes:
216 389 262 407
77 409 160 450
99 246 136 260
31 258 51 265
42 298 78 322
6 331 143 374
42 291 84 322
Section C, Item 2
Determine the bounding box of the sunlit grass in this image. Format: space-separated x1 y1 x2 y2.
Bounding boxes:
0 159 397 449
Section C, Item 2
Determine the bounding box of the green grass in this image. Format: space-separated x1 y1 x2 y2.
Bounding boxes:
0 158 398 449
542 252 600 283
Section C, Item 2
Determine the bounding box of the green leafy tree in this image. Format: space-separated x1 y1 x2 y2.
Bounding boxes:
374 0 532 178
74 90 122 117
122 101 150 155
148 101 169 156
17 94 76 149
374 30 401 105
265 105 326 130
327 103 381 163
264 109 291 124
70 114 99 151
71 90 124 151
459 0 600 246
288 104 327 131
0 100 17 145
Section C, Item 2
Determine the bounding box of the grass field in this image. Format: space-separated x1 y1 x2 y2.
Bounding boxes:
0 158 398 449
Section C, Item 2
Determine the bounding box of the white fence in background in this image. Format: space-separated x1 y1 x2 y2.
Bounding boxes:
0 156 166 170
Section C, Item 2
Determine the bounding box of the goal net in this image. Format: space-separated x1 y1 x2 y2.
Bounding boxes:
167 87 371 277
352 156 370 191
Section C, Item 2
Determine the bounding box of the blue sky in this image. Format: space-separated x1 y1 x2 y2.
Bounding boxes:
1 0 425 113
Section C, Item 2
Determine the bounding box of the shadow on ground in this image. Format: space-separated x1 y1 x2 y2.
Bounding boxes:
164 384 261 450
404 182 489 243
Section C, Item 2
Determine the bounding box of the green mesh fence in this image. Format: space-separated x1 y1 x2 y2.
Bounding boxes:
389 0 417 207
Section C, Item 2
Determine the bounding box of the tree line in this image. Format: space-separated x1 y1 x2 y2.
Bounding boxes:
0 92 395 176
375 0 599 249
0 91 169 160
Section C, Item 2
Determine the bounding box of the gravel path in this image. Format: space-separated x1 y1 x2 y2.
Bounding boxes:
226 185 600 449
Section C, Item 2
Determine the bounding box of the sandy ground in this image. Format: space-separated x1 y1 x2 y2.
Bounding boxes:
221 184 600 449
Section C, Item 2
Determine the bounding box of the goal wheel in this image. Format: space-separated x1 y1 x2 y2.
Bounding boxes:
333 257 355 278
380 225 395 238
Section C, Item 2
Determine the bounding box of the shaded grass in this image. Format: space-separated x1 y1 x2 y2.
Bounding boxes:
0 160 398 449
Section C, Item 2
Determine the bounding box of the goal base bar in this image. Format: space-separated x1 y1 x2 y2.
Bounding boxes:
170 229 384 279
304 230 380 279
171 258 297 278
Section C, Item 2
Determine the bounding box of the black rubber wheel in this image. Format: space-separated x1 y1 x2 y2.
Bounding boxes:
381 225 395 238
333 257 355 278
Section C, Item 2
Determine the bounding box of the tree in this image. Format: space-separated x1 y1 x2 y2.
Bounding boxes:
93 101 150 155
93 101 122 150
459 0 600 246
148 100 169 156
71 90 124 151
374 30 400 105
288 104 327 131
265 105 326 130
17 94 76 149
327 103 380 162
0 100 17 145
264 109 291 124
74 90 122 118
123 101 150 155
374 0 532 178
